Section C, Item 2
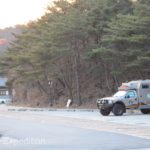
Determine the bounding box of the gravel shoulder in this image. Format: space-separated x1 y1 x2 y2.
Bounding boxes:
0 105 150 140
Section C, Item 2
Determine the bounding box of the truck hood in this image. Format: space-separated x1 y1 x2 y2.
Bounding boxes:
100 96 124 102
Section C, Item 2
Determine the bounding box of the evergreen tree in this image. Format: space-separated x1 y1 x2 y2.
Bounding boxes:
0 0 138 106
98 0 150 81
87 0 133 89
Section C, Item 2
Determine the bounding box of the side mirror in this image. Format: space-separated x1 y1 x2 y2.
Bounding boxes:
125 95 130 99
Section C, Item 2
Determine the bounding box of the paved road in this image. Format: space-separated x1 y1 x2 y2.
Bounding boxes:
0 116 150 150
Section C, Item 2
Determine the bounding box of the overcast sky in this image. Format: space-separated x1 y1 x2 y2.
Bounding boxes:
0 0 53 29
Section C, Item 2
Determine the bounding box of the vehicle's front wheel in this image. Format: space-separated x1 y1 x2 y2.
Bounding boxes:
112 104 125 116
100 107 111 116
141 109 150 114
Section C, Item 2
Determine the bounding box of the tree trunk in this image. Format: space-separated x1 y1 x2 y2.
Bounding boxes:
37 80 53 106
113 74 119 90
103 62 111 90
68 86 73 101
70 39 82 106
112 63 119 90
74 53 81 106
47 92 53 106
63 77 73 102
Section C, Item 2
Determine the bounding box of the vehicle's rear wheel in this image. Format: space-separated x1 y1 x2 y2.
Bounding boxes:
100 107 110 116
141 109 150 114
112 104 125 116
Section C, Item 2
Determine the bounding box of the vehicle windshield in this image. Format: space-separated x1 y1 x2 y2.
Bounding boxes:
113 91 127 97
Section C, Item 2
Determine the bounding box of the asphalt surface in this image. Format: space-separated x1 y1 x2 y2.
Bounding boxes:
0 116 150 150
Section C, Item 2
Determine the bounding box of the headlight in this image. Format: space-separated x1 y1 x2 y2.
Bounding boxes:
97 99 101 103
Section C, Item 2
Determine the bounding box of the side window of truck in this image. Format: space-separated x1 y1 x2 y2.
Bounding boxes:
126 91 135 98
142 84 149 89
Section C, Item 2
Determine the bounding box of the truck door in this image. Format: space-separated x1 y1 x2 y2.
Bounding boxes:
125 90 138 108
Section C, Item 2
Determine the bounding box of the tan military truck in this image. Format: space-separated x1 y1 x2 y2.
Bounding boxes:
97 80 150 116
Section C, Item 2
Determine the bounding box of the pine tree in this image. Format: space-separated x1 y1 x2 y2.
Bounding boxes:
87 0 133 89
98 0 150 80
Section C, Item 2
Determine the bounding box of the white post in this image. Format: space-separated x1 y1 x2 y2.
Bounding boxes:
66 99 72 108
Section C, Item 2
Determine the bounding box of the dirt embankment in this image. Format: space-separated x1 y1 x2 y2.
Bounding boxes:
10 76 114 109
7 64 119 109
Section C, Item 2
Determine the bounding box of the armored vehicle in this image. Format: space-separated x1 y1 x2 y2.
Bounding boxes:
97 80 150 116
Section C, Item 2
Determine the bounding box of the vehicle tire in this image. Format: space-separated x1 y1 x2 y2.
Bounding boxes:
100 107 110 116
112 104 125 116
141 109 150 114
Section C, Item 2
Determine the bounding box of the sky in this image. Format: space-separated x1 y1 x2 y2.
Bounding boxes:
0 0 54 29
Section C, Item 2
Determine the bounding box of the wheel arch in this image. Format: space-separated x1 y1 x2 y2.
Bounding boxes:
114 101 126 113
